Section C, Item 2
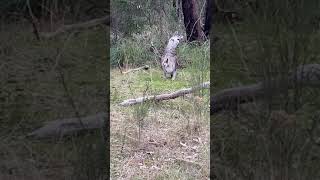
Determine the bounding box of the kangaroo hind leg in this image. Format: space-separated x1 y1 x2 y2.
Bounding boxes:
172 71 177 80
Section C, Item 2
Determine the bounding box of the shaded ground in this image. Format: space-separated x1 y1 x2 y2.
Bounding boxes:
211 22 320 179
0 22 107 179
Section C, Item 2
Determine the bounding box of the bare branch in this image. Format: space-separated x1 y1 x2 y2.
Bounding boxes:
40 15 109 39
121 65 149 74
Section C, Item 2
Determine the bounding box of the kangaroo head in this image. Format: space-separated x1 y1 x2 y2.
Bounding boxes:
168 35 184 49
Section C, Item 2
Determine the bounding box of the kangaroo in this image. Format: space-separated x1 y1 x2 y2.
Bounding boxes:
161 34 183 80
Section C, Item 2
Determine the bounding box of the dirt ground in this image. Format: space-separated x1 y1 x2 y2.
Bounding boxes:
110 67 210 179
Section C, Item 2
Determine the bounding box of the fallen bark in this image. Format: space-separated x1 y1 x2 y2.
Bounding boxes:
40 15 109 39
27 113 106 139
120 81 210 106
211 64 320 114
121 65 150 74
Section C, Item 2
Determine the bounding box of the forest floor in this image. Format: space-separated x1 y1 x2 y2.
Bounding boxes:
0 22 107 179
110 65 210 179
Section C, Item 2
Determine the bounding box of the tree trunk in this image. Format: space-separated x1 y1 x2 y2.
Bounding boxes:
178 0 181 18
174 0 181 19
203 0 217 37
181 0 205 41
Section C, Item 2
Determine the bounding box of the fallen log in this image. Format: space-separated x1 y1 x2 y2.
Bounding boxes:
119 81 210 106
40 15 109 39
211 64 320 114
27 113 106 139
121 65 150 74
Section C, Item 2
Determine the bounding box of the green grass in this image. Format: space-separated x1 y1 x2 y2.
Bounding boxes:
110 37 210 103
135 69 201 91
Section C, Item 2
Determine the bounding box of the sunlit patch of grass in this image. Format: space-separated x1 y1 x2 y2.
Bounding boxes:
135 69 192 93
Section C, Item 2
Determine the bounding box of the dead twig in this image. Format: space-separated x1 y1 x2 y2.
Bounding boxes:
121 65 150 74
39 15 109 39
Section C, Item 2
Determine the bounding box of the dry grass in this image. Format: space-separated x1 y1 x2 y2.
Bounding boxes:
110 67 210 179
